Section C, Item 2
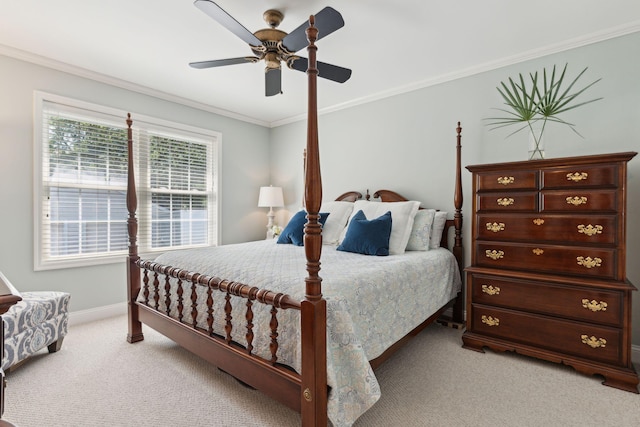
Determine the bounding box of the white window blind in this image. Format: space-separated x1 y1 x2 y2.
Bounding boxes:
34 92 220 270
136 125 216 251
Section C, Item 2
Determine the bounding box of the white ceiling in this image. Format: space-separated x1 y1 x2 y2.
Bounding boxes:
2 1 640 127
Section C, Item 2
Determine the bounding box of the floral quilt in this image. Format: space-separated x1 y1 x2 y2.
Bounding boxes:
144 240 461 426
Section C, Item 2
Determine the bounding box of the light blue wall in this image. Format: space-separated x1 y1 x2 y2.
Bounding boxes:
0 54 270 313
269 32 640 345
1 31 639 346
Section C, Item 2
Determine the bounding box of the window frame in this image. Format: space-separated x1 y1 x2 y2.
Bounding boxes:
33 91 221 271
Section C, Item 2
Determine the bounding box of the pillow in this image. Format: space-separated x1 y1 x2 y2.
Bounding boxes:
337 210 392 256
429 211 448 249
406 209 436 251
342 200 420 255
319 201 354 245
0 271 21 297
277 210 330 246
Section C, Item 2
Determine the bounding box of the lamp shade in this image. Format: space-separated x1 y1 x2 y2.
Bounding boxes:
258 186 284 208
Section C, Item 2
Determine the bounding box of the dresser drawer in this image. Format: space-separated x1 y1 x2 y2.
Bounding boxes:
476 170 537 191
476 214 617 245
542 165 619 189
476 241 618 279
468 273 623 326
476 192 537 212
470 305 623 365
541 189 618 212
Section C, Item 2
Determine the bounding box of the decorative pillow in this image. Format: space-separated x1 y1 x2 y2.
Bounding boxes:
0 271 21 298
429 211 448 249
277 210 330 246
319 201 354 245
337 210 392 256
342 200 420 255
406 209 436 251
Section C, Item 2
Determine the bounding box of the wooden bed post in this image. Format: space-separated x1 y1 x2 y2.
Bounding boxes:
300 15 328 427
126 113 144 343
452 122 464 324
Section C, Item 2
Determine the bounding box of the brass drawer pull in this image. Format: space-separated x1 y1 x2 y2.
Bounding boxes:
486 222 505 233
481 315 500 326
532 248 544 255
582 299 608 312
577 256 602 269
481 285 500 295
497 197 515 206
566 196 588 206
485 250 504 260
577 224 603 236
497 176 515 185
567 172 588 182
581 335 606 349
533 218 544 225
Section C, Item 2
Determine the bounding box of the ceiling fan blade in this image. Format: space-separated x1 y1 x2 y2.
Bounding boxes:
281 7 345 53
289 57 352 83
265 68 282 96
189 57 259 69
194 0 262 47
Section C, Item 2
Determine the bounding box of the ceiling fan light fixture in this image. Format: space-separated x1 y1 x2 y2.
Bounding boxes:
264 52 281 70
190 1 351 96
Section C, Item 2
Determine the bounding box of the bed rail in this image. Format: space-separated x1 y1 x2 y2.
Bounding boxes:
136 259 300 359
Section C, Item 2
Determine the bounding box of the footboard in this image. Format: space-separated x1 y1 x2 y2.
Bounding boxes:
126 18 329 425
134 259 305 411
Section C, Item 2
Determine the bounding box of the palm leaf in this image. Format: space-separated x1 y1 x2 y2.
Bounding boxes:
487 73 539 126
486 63 601 143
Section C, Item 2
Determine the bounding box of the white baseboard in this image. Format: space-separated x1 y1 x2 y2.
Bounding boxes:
68 301 127 327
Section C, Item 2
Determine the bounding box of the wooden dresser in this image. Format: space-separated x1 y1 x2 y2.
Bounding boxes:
462 152 639 393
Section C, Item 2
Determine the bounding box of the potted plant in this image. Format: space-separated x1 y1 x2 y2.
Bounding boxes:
486 63 602 159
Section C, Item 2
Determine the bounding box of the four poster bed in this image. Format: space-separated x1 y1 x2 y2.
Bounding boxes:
126 16 464 427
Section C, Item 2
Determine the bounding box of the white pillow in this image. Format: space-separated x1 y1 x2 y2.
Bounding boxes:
429 211 448 249
406 209 436 251
343 200 420 255
320 201 354 245
0 271 20 297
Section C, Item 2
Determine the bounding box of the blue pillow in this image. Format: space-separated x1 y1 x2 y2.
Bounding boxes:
337 210 392 256
277 210 330 246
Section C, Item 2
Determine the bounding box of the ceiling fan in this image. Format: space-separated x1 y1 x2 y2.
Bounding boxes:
190 0 352 96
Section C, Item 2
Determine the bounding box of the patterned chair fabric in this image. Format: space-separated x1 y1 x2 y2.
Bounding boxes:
2 291 70 371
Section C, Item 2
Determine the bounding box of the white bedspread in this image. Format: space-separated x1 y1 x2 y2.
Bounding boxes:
144 239 461 426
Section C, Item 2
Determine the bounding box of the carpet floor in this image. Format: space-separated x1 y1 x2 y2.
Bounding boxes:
4 315 640 426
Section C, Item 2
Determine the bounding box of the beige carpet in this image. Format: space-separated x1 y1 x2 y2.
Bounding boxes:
4 315 640 426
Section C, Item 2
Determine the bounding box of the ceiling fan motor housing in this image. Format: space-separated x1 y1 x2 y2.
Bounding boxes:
251 27 297 71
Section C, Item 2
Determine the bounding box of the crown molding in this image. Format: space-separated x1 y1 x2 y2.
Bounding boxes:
2 19 639 130
270 20 640 128
0 43 270 128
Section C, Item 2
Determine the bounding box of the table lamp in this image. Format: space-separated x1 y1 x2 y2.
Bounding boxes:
258 185 284 239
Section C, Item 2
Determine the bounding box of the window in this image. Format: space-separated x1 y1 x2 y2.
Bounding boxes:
34 92 220 270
